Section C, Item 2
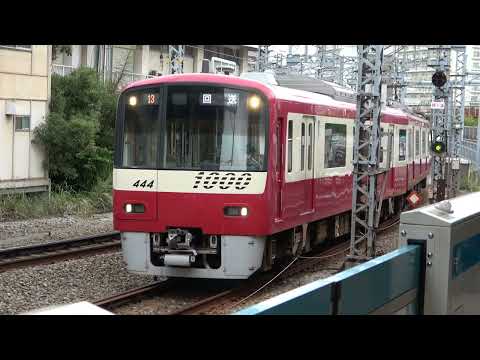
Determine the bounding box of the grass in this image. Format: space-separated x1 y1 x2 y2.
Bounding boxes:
460 169 480 192
0 175 113 222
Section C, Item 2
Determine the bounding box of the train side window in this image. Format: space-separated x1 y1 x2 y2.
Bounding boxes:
325 123 346 168
380 127 384 164
308 123 313 170
422 130 426 156
301 123 305 171
408 129 413 161
415 129 420 156
352 125 355 161
399 129 406 161
288 120 293 173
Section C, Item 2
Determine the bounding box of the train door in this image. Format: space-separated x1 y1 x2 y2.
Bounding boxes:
303 116 315 212
275 118 284 220
380 124 394 191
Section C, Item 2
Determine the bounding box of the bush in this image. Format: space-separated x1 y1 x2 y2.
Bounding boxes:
33 68 117 192
465 116 478 127
0 182 113 222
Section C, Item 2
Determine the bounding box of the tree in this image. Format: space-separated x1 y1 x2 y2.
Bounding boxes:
33 68 117 192
52 45 72 61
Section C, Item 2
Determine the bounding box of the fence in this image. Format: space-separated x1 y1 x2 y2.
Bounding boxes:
52 64 75 77
235 245 422 315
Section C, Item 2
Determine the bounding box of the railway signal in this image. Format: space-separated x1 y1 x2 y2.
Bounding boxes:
432 139 447 154
428 46 451 203
432 70 447 88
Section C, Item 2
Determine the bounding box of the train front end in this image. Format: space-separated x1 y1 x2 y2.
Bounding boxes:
113 75 273 279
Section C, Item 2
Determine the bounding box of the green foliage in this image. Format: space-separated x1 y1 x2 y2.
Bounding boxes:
460 170 480 192
0 180 113 222
52 45 72 61
464 116 478 127
33 67 118 192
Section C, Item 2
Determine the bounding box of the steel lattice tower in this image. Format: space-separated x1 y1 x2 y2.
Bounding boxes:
169 45 184 74
428 46 451 202
348 45 385 261
447 46 466 198
256 45 270 72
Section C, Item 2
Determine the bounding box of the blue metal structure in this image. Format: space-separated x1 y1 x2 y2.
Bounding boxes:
235 245 422 315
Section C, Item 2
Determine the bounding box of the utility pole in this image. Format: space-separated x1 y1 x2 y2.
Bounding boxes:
428 46 451 203
256 45 269 72
169 45 184 74
347 45 385 263
447 46 466 198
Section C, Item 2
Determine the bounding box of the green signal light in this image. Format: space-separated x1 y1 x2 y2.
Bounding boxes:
432 141 446 154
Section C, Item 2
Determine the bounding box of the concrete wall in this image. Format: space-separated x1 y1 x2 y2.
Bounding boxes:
0 45 51 194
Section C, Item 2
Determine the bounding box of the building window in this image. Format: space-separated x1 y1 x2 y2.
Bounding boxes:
15 115 30 131
301 123 305 171
287 120 293 173
474 50 480 58
325 123 346 168
184 45 194 57
399 129 406 161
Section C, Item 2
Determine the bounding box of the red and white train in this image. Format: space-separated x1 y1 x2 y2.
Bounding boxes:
113 73 431 279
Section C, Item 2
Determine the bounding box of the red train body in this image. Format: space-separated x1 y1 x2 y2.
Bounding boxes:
114 73 430 279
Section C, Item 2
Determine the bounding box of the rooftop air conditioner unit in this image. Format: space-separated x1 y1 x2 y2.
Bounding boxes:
5 101 16 116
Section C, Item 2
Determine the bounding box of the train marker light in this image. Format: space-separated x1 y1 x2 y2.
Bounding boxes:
125 203 145 214
247 95 261 110
432 70 447 88
129 96 137 106
224 206 248 217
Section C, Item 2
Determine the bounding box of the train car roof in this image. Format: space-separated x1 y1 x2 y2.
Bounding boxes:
124 73 428 125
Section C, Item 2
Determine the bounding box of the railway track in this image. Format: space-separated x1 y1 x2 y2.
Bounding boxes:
93 280 178 310
0 232 121 272
171 215 401 315
94 216 401 315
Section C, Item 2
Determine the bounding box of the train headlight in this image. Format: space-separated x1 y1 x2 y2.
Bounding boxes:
224 206 248 217
247 95 261 110
125 204 133 213
129 96 137 106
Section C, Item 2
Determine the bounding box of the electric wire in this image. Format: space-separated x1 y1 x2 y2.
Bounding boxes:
232 256 299 308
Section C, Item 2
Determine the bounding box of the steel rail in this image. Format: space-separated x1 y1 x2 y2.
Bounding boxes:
0 232 121 272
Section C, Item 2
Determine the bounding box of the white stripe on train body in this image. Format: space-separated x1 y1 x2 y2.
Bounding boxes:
113 169 268 195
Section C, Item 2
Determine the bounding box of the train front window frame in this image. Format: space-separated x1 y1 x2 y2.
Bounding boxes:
115 83 269 172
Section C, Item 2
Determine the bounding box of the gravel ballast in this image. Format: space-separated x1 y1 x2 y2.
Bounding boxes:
0 252 154 315
0 213 114 249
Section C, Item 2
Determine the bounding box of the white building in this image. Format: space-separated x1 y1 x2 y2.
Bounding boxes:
0 45 51 194
52 45 257 87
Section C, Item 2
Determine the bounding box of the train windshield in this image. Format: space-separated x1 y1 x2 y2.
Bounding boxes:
119 85 267 171
164 86 267 171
